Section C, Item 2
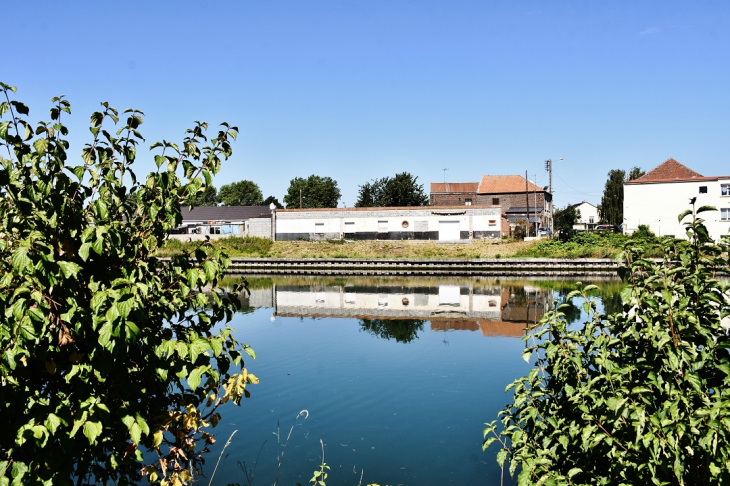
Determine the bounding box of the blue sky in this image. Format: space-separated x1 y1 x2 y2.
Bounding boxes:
4 0 729 208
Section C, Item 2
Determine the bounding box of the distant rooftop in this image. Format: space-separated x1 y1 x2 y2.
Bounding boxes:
430 182 479 193
477 175 544 194
627 158 716 184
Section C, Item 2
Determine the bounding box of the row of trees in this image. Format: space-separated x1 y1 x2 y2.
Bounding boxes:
191 172 428 209
188 180 282 208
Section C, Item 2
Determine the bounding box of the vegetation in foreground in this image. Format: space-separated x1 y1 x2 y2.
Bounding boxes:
0 84 257 485
484 204 730 484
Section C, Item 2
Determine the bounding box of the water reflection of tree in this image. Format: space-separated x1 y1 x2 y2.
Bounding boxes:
359 319 425 343
554 290 582 325
598 287 624 316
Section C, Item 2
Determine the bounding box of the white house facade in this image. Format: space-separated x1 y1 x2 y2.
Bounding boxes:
624 158 730 241
571 201 599 231
274 206 503 241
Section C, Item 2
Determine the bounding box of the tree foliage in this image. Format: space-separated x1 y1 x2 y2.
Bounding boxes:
218 179 263 206
554 205 581 231
0 83 258 485
187 184 218 206
263 195 283 209
283 175 340 209
599 167 644 226
484 203 730 485
355 172 429 208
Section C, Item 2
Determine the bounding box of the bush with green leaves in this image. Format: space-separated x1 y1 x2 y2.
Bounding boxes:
484 203 730 485
0 83 258 485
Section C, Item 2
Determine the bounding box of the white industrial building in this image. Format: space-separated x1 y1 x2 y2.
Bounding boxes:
273 205 504 241
624 158 730 241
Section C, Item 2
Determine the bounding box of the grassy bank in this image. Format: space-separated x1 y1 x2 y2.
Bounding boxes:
158 237 534 259
158 230 666 260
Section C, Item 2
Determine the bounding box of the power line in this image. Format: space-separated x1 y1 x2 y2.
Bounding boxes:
555 174 602 198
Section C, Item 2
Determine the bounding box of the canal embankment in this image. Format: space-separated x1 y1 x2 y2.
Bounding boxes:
223 257 622 277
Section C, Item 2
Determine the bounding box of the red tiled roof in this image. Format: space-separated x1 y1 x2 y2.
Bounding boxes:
477 175 544 194
630 158 706 183
430 182 479 193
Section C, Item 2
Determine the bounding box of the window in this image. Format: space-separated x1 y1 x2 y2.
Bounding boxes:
589 216 594 224
464 199 472 206
488 219 497 227
699 186 708 194
314 223 324 235
492 198 500 205
722 208 730 221
344 221 355 233
722 184 730 196
378 220 388 232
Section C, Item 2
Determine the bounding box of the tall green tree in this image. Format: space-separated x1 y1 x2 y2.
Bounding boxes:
553 205 581 231
0 83 257 485
263 195 283 209
355 177 387 208
627 165 645 182
355 172 429 207
599 167 645 225
283 175 341 208
218 179 263 206
484 203 730 485
599 169 625 225
187 184 218 206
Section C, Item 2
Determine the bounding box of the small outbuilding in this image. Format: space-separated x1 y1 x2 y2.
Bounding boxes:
169 206 272 241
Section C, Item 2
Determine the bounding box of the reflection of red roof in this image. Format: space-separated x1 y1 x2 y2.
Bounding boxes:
477 175 543 194
628 158 712 183
430 182 479 193
430 318 526 337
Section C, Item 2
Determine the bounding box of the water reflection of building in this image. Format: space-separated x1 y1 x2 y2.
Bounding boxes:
256 281 552 338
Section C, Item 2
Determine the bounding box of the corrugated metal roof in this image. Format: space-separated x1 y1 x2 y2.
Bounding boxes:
180 206 271 222
477 175 544 194
506 215 542 223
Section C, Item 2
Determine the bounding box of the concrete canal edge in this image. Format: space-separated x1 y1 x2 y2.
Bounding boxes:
222 257 623 277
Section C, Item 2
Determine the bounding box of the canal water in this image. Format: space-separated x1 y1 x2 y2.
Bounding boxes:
209 275 624 486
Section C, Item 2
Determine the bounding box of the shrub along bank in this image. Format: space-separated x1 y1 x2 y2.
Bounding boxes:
513 228 664 259
484 205 730 484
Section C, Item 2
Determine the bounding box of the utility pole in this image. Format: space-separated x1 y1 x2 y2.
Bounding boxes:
534 173 538 234
545 158 562 236
299 188 302 209
525 170 530 237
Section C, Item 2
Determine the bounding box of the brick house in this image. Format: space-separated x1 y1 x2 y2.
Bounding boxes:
431 175 552 234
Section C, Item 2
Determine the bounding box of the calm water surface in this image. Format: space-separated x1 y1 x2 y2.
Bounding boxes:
210 275 623 486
